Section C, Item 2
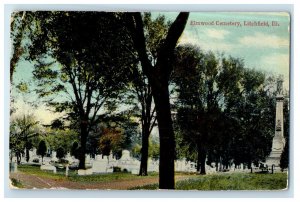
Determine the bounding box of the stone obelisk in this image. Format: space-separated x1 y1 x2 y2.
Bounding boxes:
266 78 285 167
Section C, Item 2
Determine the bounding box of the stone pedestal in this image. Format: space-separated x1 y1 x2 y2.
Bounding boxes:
92 157 109 173
78 169 93 175
10 162 18 173
266 89 285 167
266 138 285 167
41 164 56 173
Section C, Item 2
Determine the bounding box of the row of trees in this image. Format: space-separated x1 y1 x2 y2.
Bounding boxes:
10 11 288 189
10 113 149 163
172 45 289 174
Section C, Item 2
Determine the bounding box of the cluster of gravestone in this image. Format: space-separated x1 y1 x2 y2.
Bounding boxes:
10 148 255 176
10 149 157 175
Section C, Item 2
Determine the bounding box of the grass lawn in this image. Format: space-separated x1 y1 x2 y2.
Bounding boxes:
13 165 288 190
15 164 157 183
131 172 288 190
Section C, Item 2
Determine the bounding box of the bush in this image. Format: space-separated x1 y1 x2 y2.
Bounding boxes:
37 140 47 161
113 166 121 172
10 178 23 188
280 141 289 171
56 147 65 159
71 142 79 159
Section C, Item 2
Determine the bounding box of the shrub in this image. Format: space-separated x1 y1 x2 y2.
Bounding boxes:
113 166 121 172
56 147 65 159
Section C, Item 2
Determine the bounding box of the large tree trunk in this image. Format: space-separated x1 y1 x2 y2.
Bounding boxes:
197 152 201 172
26 148 30 162
79 121 88 169
125 12 189 189
10 12 27 82
152 83 175 189
139 87 153 176
139 130 150 176
199 147 207 175
17 152 21 165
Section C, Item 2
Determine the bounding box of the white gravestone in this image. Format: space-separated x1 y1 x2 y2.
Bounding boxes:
92 155 109 173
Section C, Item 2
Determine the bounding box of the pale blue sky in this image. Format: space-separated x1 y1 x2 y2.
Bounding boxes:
12 12 290 124
159 12 290 88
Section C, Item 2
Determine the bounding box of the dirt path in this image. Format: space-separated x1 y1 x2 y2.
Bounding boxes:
10 172 191 190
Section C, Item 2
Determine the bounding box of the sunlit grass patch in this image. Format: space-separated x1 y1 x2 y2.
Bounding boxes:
67 172 158 183
131 172 288 190
130 183 158 190
17 164 68 180
176 173 287 190
10 178 24 188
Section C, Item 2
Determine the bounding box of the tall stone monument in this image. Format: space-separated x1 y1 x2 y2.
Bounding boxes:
266 77 286 167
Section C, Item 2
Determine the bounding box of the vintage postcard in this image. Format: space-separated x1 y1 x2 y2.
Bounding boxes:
9 11 290 191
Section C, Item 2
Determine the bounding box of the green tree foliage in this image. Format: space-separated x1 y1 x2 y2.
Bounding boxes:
222 68 276 168
44 128 78 155
131 143 142 159
173 45 223 174
86 113 139 158
10 124 25 164
125 12 189 189
148 139 160 160
27 11 136 169
173 44 278 172
10 114 39 164
131 137 160 160
37 140 47 162
50 119 65 130
10 12 35 82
